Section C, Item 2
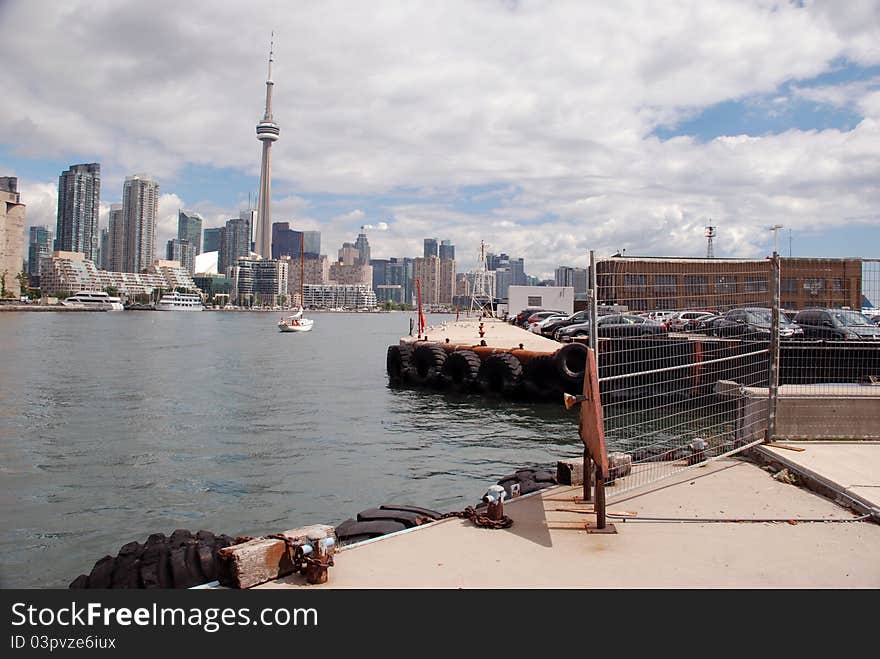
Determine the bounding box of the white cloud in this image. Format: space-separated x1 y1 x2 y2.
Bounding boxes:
2 0 879 278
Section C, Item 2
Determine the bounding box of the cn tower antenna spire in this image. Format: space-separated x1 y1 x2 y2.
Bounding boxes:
255 32 280 260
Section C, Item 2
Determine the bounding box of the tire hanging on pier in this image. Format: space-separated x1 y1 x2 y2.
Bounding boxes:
386 343 413 384
478 352 523 395
409 343 448 387
554 342 587 392
441 349 483 391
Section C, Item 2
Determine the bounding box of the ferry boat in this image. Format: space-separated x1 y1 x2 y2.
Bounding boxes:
155 291 204 311
62 290 124 310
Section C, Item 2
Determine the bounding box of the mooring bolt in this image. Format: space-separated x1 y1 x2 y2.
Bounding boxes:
482 484 507 521
300 532 335 585
688 438 707 466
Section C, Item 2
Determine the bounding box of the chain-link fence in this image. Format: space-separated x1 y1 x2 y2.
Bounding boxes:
583 254 880 496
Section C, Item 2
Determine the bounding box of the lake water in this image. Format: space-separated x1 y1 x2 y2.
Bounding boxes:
0 310 580 588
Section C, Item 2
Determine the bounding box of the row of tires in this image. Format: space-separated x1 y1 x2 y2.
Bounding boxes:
386 342 588 399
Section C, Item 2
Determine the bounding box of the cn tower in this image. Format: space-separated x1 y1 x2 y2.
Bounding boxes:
255 34 280 259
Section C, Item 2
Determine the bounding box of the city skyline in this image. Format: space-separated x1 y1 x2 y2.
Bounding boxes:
2 1 879 279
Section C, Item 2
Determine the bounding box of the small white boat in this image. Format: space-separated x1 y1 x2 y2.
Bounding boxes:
62 290 124 310
156 291 204 311
278 307 314 332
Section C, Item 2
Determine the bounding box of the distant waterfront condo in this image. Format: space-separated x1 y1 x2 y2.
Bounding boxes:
122 174 159 273
0 177 26 294
255 37 280 260
178 210 203 255
55 163 100 262
219 215 251 275
167 238 196 274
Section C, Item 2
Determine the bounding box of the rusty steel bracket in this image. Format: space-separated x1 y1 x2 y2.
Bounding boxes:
584 523 618 534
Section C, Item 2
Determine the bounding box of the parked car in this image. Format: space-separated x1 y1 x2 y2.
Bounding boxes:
793 308 880 340
541 309 592 338
644 310 679 324
557 313 667 340
529 313 569 334
512 306 547 326
711 307 804 339
666 310 717 332
522 310 565 329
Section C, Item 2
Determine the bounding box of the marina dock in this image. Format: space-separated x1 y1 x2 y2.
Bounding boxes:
257 443 880 589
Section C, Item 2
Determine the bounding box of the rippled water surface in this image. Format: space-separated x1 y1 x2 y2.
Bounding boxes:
0 311 579 587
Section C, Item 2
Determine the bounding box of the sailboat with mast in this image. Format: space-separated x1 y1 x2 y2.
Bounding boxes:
278 239 314 332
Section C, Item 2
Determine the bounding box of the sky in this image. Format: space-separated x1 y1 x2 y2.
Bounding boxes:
1 0 879 279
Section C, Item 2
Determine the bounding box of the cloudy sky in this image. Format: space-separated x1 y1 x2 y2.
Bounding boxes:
1 0 879 278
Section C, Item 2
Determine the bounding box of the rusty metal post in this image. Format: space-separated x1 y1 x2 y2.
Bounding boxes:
582 447 592 503
595 467 606 529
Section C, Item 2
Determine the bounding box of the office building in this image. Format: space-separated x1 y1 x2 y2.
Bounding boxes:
203 227 224 254
354 230 370 265
302 231 321 258
0 177 25 294
178 210 203 254
439 257 456 304
338 242 358 266
329 262 372 286
55 163 100 262
122 174 159 273
28 225 52 285
272 222 302 259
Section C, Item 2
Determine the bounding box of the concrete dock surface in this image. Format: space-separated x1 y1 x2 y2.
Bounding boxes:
260 441 880 589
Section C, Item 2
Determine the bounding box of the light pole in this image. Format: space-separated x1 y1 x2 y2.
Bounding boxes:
768 224 783 256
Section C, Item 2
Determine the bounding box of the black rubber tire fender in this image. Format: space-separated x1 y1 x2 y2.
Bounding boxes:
441 349 482 389
409 343 447 385
554 342 587 383
356 507 435 528
478 352 523 395
522 354 563 400
386 343 413 383
335 519 407 544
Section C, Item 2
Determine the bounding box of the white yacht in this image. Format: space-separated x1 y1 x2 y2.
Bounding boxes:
155 291 204 311
62 290 124 311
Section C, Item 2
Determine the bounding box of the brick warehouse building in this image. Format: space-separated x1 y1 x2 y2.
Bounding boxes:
595 256 863 312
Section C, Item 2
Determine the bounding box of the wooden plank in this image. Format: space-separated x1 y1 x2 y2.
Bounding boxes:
217 524 335 589
765 443 806 452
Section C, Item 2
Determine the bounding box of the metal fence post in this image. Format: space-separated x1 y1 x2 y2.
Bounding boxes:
767 253 780 443
589 250 598 354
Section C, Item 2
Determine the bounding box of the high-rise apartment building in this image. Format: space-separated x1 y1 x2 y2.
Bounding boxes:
98 228 109 270
424 238 438 259
203 227 224 254
439 239 455 261
439 257 456 304
0 177 25 295
413 255 440 305
28 225 52 284
55 163 100 262
178 210 203 255
166 238 196 274
218 215 251 274
122 174 159 273
107 204 125 273
232 258 288 306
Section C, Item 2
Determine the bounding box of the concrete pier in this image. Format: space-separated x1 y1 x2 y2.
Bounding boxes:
404 316 559 352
